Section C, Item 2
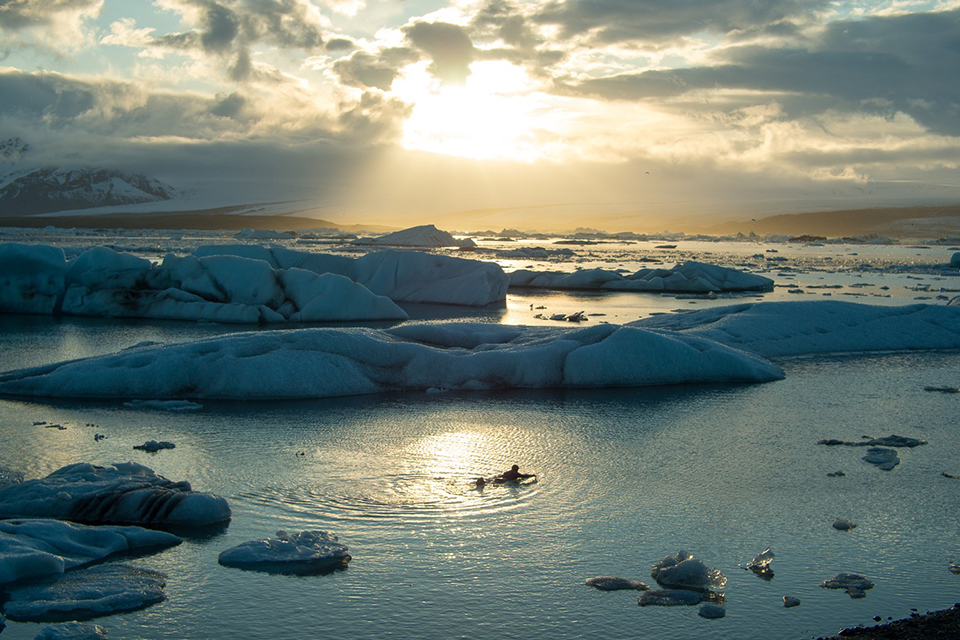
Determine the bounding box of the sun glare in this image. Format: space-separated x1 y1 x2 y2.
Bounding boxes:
395 61 548 162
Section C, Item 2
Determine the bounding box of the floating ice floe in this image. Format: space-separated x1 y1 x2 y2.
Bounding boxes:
0 462 230 527
820 573 874 598
234 228 295 240
744 547 774 579
35 621 109 640
0 323 784 400
0 519 180 586
862 447 900 470
132 440 175 452
949 562 960 574
637 589 703 606
651 550 727 593
351 224 476 249
509 261 773 293
122 399 202 412
585 576 649 591
833 518 857 531
2 564 166 622
218 530 350 574
698 603 726 619
783 596 801 608
633 301 960 358
826 471 846 477
817 434 927 448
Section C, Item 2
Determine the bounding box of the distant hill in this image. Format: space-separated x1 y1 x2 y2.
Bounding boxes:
706 205 960 239
0 137 180 216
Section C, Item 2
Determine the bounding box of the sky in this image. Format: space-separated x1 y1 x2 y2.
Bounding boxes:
1 0 959 231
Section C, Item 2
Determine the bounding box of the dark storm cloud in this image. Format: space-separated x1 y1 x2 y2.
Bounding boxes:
403 21 475 83
569 9 960 135
139 0 325 80
531 0 828 44
333 48 419 90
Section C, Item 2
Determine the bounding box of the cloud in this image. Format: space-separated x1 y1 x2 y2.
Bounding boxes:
531 0 829 45
567 8 960 135
0 0 103 54
332 47 419 90
108 0 328 81
403 21 475 83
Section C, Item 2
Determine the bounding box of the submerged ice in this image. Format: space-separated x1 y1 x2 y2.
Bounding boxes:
2 564 166 622
0 323 784 400
0 519 180 586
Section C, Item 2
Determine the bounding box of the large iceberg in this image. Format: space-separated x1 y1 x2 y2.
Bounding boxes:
0 323 784 400
633 301 960 357
351 224 476 249
193 244 506 306
509 261 773 293
0 462 231 527
0 519 180 586
0 242 509 323
2 564 166 622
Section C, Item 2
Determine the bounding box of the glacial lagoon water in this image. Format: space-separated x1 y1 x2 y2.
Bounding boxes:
1 316 960 639
1 234 960 638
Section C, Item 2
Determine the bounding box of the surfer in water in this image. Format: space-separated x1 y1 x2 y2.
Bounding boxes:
494 464 535 483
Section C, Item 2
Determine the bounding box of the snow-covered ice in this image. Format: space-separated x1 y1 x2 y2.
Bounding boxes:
352 224 476 249
0 462 230 526
0 323 784 400
820 573 875 599
509 261 773 293
650 551 727 593
218 530 350 573
584 576 649 591
0 519 180 586
34 622 109 640
2 564 166 622
633 301 960 358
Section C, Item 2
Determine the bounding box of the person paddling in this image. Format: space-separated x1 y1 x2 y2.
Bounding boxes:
494 464 535 483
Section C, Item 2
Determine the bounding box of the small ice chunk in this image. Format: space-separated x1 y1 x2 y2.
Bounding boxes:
651 550 726 592
132 440 176 452
218 530 350 574
2 564 166 622
34 621 108 640
862 447 899 470
585 576 649 591
745 547 774 579
833 518 857 531
949 562 960 574
783 596 801 608
820 573 875 598
698 603 726 618
826 471 845 477
638 589 703 606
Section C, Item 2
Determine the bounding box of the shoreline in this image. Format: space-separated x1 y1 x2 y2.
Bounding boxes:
818 604 960 639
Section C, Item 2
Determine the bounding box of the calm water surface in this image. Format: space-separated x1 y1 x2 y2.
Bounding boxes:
1 318 959 639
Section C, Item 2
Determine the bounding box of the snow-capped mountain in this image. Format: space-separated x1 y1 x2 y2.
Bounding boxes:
0 138 180 216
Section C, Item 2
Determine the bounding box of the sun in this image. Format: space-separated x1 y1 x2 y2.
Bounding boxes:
394 60 547 162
